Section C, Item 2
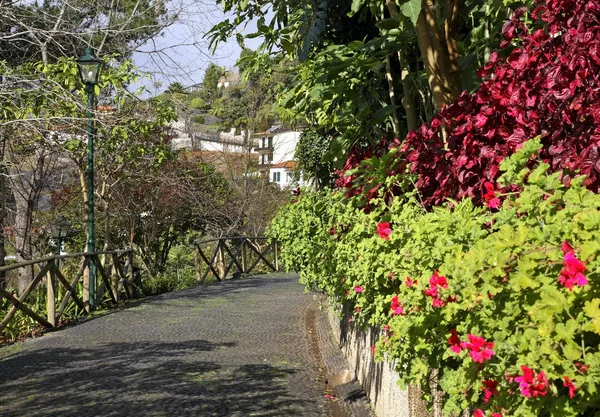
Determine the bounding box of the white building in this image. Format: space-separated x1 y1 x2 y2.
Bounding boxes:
253 125 308 188
170 120 248 153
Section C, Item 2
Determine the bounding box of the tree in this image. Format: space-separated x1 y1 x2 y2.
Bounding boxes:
208 0 536 163
0 0 176 292
0 0 172 65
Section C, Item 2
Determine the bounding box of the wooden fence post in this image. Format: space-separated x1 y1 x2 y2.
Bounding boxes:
273 241 279 272
217 240 225 279
194 245 202 282
241 239 248 273
46 261 56 327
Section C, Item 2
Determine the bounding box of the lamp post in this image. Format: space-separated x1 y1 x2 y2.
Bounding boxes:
51 217 72 268
77 47 102 309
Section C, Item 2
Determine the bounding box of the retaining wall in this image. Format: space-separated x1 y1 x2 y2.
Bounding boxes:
325 300 435 417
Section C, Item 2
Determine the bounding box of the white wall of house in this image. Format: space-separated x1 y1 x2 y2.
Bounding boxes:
272 131 301 164
269 167 294 188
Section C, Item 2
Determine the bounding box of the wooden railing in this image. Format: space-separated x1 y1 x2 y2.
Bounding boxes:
0 249 135 334
194 236 279 283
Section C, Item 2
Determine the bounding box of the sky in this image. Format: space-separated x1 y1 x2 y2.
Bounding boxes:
132 1 263 96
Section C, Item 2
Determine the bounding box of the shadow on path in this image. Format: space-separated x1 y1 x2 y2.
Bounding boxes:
0 273 330 417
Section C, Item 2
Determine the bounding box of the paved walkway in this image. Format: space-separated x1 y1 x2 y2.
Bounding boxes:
0 273 370 417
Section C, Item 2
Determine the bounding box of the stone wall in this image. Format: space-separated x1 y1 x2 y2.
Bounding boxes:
325 300 433 417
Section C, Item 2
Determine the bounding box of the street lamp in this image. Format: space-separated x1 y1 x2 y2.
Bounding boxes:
51 217 72 267
77 47 102 309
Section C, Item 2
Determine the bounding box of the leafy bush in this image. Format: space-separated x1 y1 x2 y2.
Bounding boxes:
338 0 600 208
141 244 199 296
269 139 600 416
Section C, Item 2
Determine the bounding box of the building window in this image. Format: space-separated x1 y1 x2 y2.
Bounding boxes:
261 137 266 148
268 152 273 162
286 172 292 182
268 136 273 148
272 172 281 182
261 154 266 165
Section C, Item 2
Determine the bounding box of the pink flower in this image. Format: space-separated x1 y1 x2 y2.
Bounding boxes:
563 376 577 399
474 409 484 417
354 286 364 293
424 270 449 307
388 272 395 280
514 365 548 398
482 182 502 209
558 242 587 290
482 380 498 403
355 307 360 312
492 413 502 417
561 241 574 253
377 222 392 240
448 329 463 354
370 345 376 355
390 296 404 315
464 334 495 363
405 277 417 287
383 325 390 332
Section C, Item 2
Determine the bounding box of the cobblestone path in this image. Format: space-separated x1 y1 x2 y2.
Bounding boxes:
0 273 342 417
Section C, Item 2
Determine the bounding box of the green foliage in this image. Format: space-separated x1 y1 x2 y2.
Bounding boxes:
141 244 199 296
268 141 600 416
293 128 335 188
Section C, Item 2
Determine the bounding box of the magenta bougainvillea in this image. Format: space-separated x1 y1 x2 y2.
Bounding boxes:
338 0 600 207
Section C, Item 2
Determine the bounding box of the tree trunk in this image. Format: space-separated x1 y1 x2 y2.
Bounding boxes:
444 0 462 98
384 55 405 139
10 148 45 294
386 0 418 132
0 131 7 288
415 0 455 112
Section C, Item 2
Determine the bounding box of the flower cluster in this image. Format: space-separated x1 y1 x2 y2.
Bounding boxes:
563 376 577 399
377 222 392 240
390 295 403 315
482 380 498 403
448 331 495 363
482 182 501 209
558 241 588 290
424 270 452 307
514 365 548 398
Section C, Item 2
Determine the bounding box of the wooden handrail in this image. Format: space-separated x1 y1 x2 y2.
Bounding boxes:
0 249 132 273
194 236 269 245
0 248 136 336
194 236 279 281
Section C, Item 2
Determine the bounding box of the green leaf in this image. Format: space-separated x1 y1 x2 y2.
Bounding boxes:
372 104 400 121
400 0 421 26
584 300 600 334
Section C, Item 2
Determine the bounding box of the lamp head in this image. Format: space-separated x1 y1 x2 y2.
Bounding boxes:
77 47 102 86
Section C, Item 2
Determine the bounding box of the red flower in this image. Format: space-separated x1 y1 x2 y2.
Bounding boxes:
448 329 463 354
474 409 484 417
424 270 449 307
390 296 404 315
482 380 499 403
514 365 548 398
464 334 495 363
563 376 577 399
492 413 502 417
482 182 502 209
370 345 376 355
377 222 392 240
405 276 417 287
558 241 587 290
